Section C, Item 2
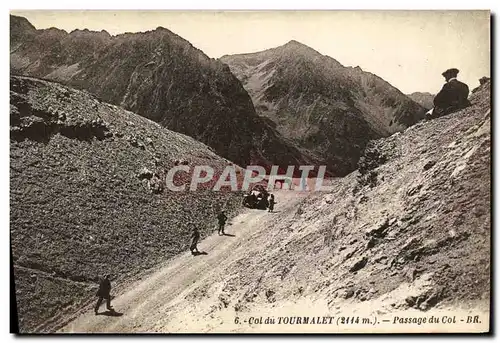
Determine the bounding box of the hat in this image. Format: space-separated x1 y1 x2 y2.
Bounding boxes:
442 68 459 77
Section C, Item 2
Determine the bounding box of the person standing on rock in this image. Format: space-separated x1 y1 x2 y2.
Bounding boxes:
190 226 201 254
427 68 470 119
94 274 113 315
268 194 277 213
217 210 228 235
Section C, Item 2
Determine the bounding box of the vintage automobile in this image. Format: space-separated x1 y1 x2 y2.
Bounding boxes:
242 184 270 210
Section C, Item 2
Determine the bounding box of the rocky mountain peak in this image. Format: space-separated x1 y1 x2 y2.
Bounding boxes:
273 39 329 61
221 41 426 174
10 15 36 32
69 28 111 39
282 39 312 50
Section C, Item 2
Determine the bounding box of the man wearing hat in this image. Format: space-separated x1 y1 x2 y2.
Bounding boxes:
94 274 113 314
190 226 201 254
427 68 470 119
217 210 228 235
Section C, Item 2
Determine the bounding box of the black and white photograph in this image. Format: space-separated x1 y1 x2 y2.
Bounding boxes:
8 9 491 334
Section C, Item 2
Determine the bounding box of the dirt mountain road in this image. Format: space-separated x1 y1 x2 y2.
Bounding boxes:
60 190 307 333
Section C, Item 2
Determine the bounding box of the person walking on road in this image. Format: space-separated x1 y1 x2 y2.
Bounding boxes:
268 194 277 213
217 210 228 235
94 274 113 315
190 226 201 255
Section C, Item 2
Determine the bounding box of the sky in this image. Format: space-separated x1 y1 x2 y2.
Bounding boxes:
10 10 490 94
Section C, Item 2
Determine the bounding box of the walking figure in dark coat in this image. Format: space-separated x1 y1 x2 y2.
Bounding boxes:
190 227 200 254
427 68 470 119
268 194 277 213
94 274 113 314
217 211 228 235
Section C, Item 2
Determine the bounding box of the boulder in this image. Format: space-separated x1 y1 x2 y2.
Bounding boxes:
349 256 368 273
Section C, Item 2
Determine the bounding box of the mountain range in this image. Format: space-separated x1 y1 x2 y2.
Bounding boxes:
220 41 426 173
407 92 435 110
10 15 314 175
11 15 426 176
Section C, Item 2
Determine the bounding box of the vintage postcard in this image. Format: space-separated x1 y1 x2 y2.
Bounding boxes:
9 10 491 334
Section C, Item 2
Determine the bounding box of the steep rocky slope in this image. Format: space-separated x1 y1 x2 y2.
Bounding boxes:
10 15 313 172
10 75 248 333
153 80 490 332
220 41 426 175
408 92 435 110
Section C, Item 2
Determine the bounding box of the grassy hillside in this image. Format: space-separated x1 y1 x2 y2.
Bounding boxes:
10 75 243 332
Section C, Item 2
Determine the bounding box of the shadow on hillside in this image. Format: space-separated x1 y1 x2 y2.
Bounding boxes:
97 310 123 317
192 251 208 256
222 233 236 237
